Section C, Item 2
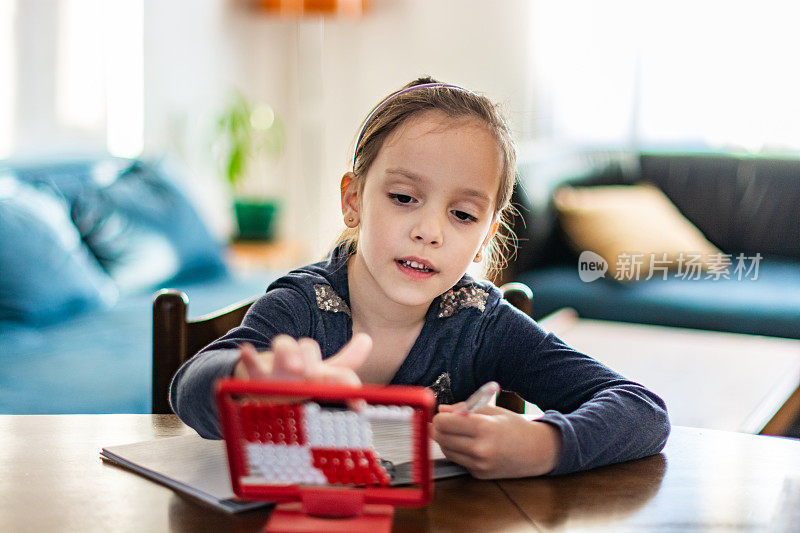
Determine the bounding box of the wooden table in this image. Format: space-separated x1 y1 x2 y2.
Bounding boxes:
538 309 800 435
1 415 799 532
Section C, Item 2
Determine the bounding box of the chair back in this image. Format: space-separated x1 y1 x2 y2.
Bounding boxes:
152 283 534 415
152 289 257 414
496 282 535 414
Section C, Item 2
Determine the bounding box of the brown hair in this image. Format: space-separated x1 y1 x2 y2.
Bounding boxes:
335 76 517 279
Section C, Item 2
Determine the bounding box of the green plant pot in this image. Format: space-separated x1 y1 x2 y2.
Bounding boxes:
234 199 279 241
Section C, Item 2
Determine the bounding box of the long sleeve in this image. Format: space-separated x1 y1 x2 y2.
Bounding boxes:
472 299 670 475
169 287 314 439
168 251 670 474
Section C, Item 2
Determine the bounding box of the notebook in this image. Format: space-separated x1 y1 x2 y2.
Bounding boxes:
100 421 466 514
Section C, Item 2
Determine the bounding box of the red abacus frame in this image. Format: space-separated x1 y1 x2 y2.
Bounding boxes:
215 379 435 533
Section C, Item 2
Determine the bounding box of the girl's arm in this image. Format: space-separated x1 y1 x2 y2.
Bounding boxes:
434 297 670 477
431 403 562 478
169 287 311 438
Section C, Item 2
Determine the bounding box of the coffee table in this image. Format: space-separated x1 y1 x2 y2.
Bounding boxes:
536 309 800 435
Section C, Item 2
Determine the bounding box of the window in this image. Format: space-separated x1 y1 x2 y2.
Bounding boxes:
530 0 800 152
0 0 16 158
2 0 143 159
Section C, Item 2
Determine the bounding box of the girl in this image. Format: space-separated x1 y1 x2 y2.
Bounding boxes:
170 77 669 479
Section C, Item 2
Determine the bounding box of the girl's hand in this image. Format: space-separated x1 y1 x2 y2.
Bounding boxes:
431 404 562 479
233 333 372 386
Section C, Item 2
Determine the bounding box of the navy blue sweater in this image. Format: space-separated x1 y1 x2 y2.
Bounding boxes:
170 247 670 475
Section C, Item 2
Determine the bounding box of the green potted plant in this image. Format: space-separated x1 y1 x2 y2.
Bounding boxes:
215 91 286 241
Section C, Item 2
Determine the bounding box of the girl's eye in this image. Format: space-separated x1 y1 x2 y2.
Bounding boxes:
453 210 478 223
389 193 415 204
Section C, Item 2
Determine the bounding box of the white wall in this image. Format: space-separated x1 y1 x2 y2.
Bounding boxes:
7 1 532 257
143 0 295 241
306 0 533 256
141 0 533 258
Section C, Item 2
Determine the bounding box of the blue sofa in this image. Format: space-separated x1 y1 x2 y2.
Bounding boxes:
0 156 277 413
505 150 800 339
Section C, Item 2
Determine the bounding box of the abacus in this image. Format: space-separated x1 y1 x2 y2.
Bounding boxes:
215 379 435 533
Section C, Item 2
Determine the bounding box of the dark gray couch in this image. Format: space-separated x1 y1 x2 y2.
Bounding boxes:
504 150 800 339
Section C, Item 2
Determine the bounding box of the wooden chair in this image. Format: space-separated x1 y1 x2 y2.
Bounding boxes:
152 289 258 414
495 282 534 414
152 283 534 415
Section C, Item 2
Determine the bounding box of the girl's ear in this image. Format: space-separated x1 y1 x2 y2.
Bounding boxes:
340 172 360 227
474 220 500 263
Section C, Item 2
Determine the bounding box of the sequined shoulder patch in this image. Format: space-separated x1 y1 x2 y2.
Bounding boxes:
314 284 351 317
438 284 489 318
429 372 454 406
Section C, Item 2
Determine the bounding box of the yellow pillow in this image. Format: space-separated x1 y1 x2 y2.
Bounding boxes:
553 183 728 281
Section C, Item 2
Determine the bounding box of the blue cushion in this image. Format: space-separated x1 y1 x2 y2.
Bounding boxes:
518 256 800 339
6 156 228 293
0 175 118 324
0 271 277 414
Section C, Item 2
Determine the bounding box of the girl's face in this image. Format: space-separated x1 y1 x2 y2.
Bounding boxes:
345 110 502 309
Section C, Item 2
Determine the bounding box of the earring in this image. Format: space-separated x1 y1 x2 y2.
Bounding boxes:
474 251 483 262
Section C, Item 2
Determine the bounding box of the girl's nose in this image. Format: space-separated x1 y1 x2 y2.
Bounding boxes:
411 211 443 246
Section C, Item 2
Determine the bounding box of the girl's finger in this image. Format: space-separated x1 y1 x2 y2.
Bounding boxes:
437 447 476 470
239 343 267 379
298 338 324 380
438 402 466 414
327 333 372 370
271 335 299 361
472 405 508 416
273 348 304 377
432 412 482 437
431 431 476 455
320 365 362 387
271 335 304 377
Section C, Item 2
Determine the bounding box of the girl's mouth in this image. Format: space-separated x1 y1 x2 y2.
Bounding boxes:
396 259 437 280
